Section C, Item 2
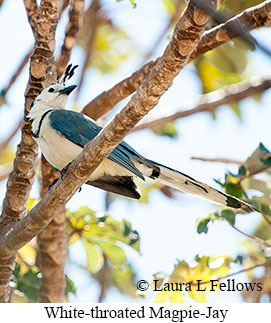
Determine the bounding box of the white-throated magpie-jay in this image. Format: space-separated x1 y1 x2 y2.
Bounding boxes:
28 65 254 213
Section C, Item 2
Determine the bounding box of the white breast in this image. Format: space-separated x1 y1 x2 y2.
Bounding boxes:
36 113 134 181
37 115 82 171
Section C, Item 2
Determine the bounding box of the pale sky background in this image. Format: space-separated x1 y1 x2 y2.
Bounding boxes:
0 0 270 302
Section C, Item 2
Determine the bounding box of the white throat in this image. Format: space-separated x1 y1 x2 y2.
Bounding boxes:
28 101 56 134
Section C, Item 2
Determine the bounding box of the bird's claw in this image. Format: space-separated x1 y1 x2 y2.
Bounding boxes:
48 178 59 191
60 162 72 179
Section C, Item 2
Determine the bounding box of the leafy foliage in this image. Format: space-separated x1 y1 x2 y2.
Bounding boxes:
152 255 232 303
66 206 140 298
197 144 271 235
91 23 134 74
154 122 178 138
11 263 76 302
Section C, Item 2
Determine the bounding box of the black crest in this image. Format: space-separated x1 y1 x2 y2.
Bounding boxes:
57 64 79 85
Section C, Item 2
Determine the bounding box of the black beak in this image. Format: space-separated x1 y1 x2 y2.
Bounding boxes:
59 85 77 95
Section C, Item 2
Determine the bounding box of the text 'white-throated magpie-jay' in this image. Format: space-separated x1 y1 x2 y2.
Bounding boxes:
28 65 254 213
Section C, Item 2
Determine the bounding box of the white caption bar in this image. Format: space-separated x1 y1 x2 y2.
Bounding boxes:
0 303 269 323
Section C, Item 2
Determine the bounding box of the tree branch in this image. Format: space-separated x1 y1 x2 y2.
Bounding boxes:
0 119 22 155
23 0 38 35
191 156 242 164
133 76 271 131
2 49 32 95
82 0 271 121
0 0 217 272
189 0 271 61
0 0 61 302
192 262 269 287
37 0 84 303
75 0 100 99
37 157 67 303
56 0 84 76
231 225 271 247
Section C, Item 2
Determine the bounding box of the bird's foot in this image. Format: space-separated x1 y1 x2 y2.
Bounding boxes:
48 178 59 191
60 162 73 179
60 162 82 192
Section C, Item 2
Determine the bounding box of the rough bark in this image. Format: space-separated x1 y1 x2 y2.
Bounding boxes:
37 0 83 303
75 0 100 98
0 0 61 302
189 0 271 61
24 0 38 34
82 0 271 120
37 157 67 303
0 0 217 261
134 76 271 132
56 0 84 76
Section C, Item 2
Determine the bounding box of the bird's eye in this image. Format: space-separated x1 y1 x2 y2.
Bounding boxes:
48 88 54 92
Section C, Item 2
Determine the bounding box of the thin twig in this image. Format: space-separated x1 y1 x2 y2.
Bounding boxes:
3 49 32 94
0 119 22 154
143 0 184 62
238 167 271 183
134 76 271 131
191 156 242 164
98 256 109 303
231 225 271 247
191 262 268 287
75 0 100 100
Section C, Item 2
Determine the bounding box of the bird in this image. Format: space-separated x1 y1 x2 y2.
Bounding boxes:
28 64 254 214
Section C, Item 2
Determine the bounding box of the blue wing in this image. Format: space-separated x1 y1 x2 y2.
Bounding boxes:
49 109 145 179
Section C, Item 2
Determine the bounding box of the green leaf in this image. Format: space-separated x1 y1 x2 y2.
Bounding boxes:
244 143 270 174
154 122 178 138
197 218 211 234
221 209 236 226
16 268 41 302
65 275 76 296
12 262 21 278
82 238 103 273
123 219 131 236
237 165 247 177
261 156 271 167
225 183 243 198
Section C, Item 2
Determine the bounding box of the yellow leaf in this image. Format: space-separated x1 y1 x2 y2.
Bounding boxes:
17 244 37 274
0 146 15 164
26 198 39 211
82 238 103 273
